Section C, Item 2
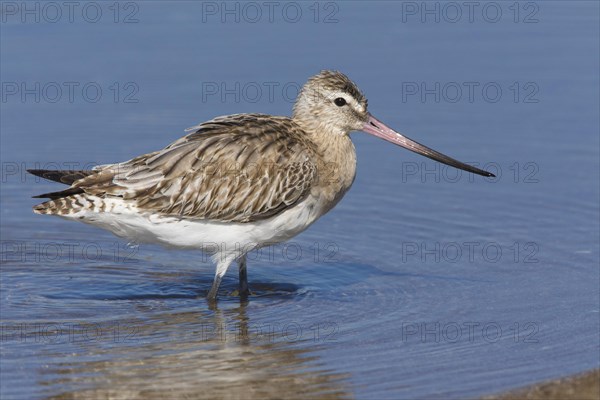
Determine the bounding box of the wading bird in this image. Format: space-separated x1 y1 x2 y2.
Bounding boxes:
29 71 493 301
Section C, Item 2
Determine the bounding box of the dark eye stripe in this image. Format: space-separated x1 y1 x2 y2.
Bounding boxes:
334 97 346 107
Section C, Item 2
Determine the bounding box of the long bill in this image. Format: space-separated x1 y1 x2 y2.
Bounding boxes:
362 114 495 178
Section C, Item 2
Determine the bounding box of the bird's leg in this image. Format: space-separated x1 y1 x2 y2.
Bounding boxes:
238 255 250 297
207 257 233 301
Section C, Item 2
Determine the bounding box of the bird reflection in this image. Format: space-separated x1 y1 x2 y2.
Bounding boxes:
40 298 350 399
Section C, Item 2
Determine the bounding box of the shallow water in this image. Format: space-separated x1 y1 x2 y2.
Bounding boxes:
1 2 599 399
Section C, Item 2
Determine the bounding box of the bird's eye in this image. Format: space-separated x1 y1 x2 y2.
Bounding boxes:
334 97 347 107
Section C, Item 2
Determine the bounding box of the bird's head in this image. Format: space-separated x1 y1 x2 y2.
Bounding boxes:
293 70 369 136
293 70 494 178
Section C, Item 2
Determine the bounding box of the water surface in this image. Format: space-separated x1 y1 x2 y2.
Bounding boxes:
1 2 599 399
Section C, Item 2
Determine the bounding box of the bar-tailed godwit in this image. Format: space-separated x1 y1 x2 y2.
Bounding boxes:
29 71 494 300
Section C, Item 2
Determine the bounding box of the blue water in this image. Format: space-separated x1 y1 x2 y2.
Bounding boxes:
1 2 599 399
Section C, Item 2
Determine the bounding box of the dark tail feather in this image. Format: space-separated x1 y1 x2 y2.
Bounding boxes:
28 169 95 199
32 187 85 199
27 169 95 185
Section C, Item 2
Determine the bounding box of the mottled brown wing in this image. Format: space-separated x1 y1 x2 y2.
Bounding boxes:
72 114 318 223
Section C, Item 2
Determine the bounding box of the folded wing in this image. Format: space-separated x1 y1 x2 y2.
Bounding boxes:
66 114 318 223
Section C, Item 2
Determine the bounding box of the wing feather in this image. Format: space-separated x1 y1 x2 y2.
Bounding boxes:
72 114 318 223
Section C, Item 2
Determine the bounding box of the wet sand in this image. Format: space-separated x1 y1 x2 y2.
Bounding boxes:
485 369 599 400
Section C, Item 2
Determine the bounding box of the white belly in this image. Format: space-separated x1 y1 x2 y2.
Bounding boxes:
62 195 325 258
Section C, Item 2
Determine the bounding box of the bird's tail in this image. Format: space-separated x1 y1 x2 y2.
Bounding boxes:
28 169 95 214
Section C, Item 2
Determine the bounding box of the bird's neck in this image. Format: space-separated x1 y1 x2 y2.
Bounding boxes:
293 114 347 137
294 120 357 210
